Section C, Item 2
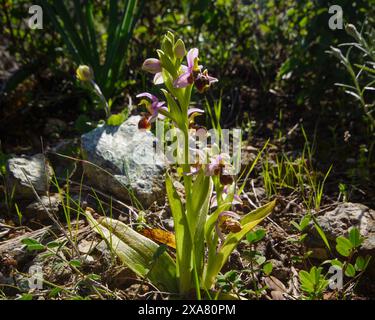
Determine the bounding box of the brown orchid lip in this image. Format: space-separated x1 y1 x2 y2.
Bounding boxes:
138 116 151 130
220 174 234 185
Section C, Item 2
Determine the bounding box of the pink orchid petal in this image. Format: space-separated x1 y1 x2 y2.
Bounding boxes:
180 65 189 72
233 194 243 205
136 92 157 101
173 71 192 88
187 108 205 117
153 72 164 85
208 75 219 83
211 195 218 208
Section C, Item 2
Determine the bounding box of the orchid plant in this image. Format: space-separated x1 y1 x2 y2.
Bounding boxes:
87 32 275 299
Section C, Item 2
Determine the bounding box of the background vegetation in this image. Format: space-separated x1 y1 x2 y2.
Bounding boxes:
0 0 374 300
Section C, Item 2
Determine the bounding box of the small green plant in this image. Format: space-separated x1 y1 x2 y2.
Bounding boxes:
299 266 329 300
327 227 371 280
296 226 371 299
338 183 349 202
244 229 273 297
290 214 313 264
215 229 272 300
76 65 129 126
329 24 375 133
262 127 331 212
205 95 223 135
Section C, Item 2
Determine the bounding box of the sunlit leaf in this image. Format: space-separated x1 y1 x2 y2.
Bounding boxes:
86 210 177 292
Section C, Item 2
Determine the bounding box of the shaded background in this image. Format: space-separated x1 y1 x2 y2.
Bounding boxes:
1 0 374 206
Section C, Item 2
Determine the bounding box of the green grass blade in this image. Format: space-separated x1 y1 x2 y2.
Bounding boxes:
52 0 91 65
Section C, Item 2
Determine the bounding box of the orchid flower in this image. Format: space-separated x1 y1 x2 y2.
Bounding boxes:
138 114 152 131
194 69 219 93
142 58 164 85
187 107 204 123
215 211 242 243
174 49 218 93
211 185 242 208
136 93 168 122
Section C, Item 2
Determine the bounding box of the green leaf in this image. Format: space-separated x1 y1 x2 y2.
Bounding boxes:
189 170 213 275
21 238 45 251
330 259 343 269
87 273 101 281
86 212 177 293
161 89 183 126
348 228 362 248
299 270 314 293
255 255 266 265
291 221 302 231
246 229 266 244
312 216 331 251
165 174 192 294
106 112 127 126
69 260 82 268
299 215 311 231
17 294 33 300
355 256 365 271
263 262 273 275
345 263 356 277
47 241 62 249
48 287 62 298
336 236 353 257
203 200 276 289
354 256 371 271
157 50 177 78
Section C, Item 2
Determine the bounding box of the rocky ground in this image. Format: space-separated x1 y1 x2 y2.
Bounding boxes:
0 116 374 300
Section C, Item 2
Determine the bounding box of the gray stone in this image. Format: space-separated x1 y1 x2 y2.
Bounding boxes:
313 203 375 255
6 154 53 199
25 193 62 221
81 116 166 208
307 203 375 277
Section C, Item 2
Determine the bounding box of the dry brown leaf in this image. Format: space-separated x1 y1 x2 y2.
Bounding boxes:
271 290 286 300
265 276 287 293
140 228 176 249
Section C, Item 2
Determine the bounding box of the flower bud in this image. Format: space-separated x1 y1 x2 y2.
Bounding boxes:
142 58 162 74
174 39 186 59
329 46 346 62
345 24 362 42
76 65 93 82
